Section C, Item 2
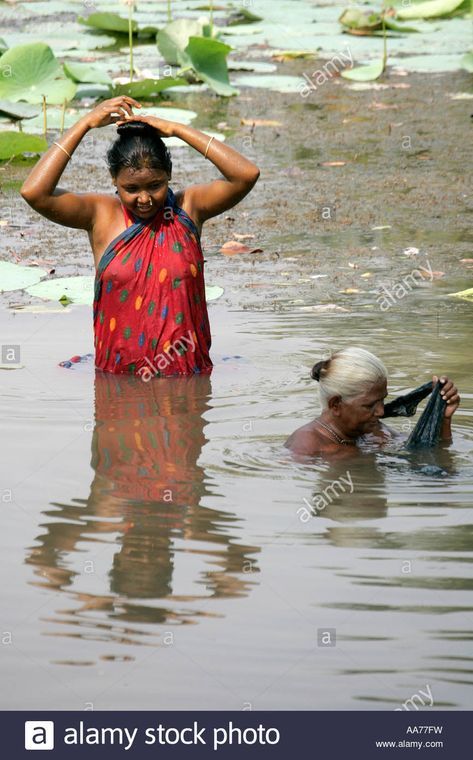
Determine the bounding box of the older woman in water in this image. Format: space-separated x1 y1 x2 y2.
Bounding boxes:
285 347 460 456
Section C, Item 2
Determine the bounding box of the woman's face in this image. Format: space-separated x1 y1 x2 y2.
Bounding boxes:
114 166 170 219
330 378 388 437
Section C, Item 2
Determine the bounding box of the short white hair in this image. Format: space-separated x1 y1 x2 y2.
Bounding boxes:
312 347 388 410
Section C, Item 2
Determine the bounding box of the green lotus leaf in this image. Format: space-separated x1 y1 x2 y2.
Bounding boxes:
397 0 465 19
461 52 473 72
25 275 94 305
449 287 473 301
157 18 205 66
0 43 77 104
0 100 39 120
341 59 385 82
63 61 112 86
0 261 48 291
113 77 188 98
205 285 224 302
78 12 137 35
0 131 47 159
184 37 238 96
24 274 223 305
227 7 263 25
234 73 307 93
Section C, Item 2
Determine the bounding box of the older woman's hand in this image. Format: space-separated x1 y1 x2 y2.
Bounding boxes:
433 375 460 419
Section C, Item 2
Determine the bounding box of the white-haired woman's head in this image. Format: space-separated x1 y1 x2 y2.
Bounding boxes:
312 347 388 410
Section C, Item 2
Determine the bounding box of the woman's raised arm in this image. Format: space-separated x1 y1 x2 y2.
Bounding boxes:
20 96 141 230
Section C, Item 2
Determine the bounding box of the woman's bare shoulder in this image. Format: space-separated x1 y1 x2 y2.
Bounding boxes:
285 423 326 456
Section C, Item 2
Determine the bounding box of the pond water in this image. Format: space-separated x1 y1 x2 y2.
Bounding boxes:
1 292 472 710
1 0 473 714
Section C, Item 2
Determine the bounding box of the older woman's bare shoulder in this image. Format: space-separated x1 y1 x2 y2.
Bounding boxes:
284 423 325 456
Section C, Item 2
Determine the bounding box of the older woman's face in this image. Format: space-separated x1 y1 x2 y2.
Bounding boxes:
331 378 388 437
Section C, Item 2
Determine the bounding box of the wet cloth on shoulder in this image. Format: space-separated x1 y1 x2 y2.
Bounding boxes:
93 187 212 379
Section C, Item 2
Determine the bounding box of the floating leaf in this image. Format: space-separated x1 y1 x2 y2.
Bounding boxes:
26 276 94 305
205 285 224 301
341 59 386 82
157 19 205 66
0 100 39 120
227 7 263 25
0 261 48 291
461 52 473 72
220 240 263 255
184 36 238 96
0 43 76 104
397 0 465 19
0 131 47 159
78 12 137 35
233 74 305 93
449 287 473 300
113 77 188 98
340 8 419 35
63 61 112 86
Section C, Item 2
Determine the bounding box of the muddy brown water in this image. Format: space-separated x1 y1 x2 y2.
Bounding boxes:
1 67 473 709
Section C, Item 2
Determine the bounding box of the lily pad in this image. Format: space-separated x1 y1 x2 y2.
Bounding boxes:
0 43 77 104
449 287 473 301
157 18 205 66
461 52 473 72
397 0 465 19
25 276 94 305
63 62 112 86
0 100 39 120
78 12 137 36
341 59 386 82
0 131 47 159
227 8 262 26
184 36 238 96
234 74 308 93
24 108 88 135
24 274 224 305
205 285 224 301
113 77 189 98
0 261 48 291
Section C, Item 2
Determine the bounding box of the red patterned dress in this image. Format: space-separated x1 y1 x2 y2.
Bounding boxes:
93 187 212 379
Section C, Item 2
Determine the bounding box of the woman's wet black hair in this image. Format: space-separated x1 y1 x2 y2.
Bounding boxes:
107 121 172 178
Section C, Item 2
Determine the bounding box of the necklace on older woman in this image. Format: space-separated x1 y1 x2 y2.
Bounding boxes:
315 419 356 446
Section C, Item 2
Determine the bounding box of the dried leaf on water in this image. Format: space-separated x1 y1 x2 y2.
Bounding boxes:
220 240 263 255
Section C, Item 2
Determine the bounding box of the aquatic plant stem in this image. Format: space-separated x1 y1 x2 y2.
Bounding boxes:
128 1 134 82
42 95 47 140
209 0 214 36
60 99 66 136
167 0 171 23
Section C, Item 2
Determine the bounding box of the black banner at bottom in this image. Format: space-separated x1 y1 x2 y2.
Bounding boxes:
2 711 469 758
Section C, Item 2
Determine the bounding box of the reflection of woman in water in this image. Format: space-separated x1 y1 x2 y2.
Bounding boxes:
285 347 460 458
20 96 260 376
26 373 259 627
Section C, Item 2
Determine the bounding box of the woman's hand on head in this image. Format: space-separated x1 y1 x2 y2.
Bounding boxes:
84 96 142 129
433 375 460 419
115 113 176 138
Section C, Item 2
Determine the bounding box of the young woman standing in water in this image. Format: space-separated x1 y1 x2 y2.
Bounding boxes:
21 96 260 379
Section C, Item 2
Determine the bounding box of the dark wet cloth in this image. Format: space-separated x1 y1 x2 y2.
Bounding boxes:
382 380 447 449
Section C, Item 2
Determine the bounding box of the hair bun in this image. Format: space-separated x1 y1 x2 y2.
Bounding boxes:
311 359 329 381
116 120 156 137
